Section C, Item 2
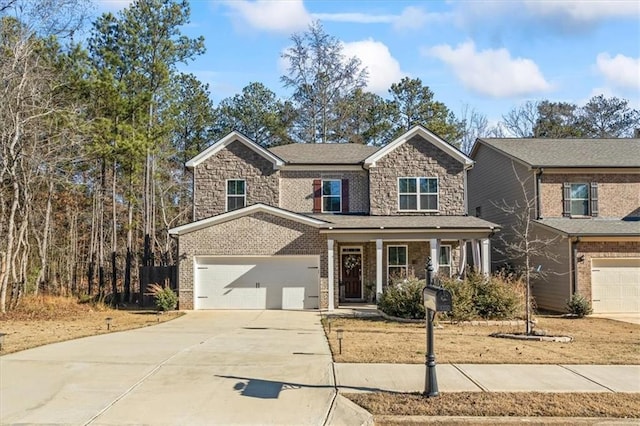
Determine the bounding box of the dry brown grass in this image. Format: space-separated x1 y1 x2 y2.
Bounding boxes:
323 315 640 364
346 392 640 419
0 295 182 354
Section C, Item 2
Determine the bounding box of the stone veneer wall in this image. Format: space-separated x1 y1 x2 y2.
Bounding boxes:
575 241 640 303
279 169 370 213
177 212 327 309
193 140 279 220
369 135 466 215
540 173 640 218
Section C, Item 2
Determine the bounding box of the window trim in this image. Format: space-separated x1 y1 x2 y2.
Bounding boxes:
439 244 452 277
321 179 342 213
397 177 439 212
569 182 589 217
225 179 246 212
387 244 408 282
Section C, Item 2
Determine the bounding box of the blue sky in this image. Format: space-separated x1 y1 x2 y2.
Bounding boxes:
97 0 640 126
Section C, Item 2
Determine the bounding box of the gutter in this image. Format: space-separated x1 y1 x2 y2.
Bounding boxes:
535 168 543 220
571 237 580 295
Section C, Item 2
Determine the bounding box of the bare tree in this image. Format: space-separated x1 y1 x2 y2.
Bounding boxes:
501 100 539 137
459 104 489 154
492 162 559 334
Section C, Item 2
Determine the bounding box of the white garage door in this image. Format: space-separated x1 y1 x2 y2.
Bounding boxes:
591 258 640 314
194 256 319 310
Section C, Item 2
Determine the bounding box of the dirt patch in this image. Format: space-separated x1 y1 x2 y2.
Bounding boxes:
323 315 639 364
0 296 182 355
346 392 640 419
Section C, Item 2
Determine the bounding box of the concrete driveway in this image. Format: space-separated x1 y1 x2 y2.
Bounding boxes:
0 311 337 425
590 313 640 325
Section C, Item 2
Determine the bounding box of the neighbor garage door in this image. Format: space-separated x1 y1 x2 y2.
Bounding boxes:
194 256 319 310
591 258 640 314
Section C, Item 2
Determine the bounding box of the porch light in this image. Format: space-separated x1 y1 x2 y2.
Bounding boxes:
105 317 113 331
336 329 344 355
0 332 6 351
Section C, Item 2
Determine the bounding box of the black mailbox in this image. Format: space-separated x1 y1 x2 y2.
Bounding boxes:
423 286 452 312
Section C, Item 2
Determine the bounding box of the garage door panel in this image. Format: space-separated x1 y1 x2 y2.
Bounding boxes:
591 259 640 314
195 256 319 310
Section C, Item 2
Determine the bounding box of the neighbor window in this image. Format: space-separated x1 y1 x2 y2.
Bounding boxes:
398 177 438 211
226 179 245 211
569 183 589 216
439 245 452 277
322 179 341 212
387 245 408 281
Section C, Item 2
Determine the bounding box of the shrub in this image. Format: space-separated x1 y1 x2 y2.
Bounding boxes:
439 276 476 321
566 294 592 318
147 284 178 311
378 277 425 319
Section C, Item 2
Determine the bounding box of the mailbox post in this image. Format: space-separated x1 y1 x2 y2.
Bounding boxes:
423 257 452 397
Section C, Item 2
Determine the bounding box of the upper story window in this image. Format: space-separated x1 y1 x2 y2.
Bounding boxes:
322 179 342 212
398 177 438 211
563 182 598 217
226 179 246 211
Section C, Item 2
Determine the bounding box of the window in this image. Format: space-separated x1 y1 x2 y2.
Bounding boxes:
398 177 438 211
563 182 598 217
226 179 245 211
439 245 452 277
387 245 408 281
322 179 341 212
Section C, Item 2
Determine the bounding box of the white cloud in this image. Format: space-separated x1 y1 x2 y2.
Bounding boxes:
596 53 640 91
95 0 132 12
426 41 552 98
222 0 311 33
523 0 639 23
342 39 405 95
313 6 443 31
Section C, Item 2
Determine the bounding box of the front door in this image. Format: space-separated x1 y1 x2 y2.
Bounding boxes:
341 251 362 299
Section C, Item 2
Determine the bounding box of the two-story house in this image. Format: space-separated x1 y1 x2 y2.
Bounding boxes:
169 126 499 311
468 138 640 314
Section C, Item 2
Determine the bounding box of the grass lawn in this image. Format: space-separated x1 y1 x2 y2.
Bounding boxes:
0 296 182 354
323 315 639 364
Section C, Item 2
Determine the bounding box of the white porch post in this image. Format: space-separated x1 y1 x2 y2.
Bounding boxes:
328 239 335 311
429 238 440 276
376 239 383 297
458 239 467 278
481 238 490 275
471 239 481 271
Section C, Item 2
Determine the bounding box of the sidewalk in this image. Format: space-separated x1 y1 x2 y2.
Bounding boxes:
335 363 640 393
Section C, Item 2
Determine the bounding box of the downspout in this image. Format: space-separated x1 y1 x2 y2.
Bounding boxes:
571 237 580 295
535 168 544 219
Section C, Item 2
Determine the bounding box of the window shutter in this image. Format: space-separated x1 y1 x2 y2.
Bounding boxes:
342 179 349 213
562 182 571 217
590 182 598 217
313 179 322 213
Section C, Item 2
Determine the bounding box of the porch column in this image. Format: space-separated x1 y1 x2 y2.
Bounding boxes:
472 239 481 271
328 239 335 311
458 239 467 278
429 238 440 275
376 239 383 297
481 238 490 275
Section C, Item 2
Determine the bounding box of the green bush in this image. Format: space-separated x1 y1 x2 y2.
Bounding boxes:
147 284 178 311
566 294 592 317
440 272 525 321
378 277 425 319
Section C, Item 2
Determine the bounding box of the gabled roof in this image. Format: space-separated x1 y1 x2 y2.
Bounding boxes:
471 138 640 168
168 203 328 236
364 125 473 169
269 143 380 164
185 131 284 169
534 218 640 237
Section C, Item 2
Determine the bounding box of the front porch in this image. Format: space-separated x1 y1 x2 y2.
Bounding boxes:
317 215 497 311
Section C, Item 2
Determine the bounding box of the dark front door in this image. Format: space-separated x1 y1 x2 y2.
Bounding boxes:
341 253 362 299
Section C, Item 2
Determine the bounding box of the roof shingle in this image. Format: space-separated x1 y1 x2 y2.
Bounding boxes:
269 143 381 164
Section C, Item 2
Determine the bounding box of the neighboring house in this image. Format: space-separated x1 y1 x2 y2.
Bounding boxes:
468 138 640 314
169 126 499 311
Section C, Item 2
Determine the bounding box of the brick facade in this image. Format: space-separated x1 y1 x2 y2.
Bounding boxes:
279 169 369 213
369 135 466 215
193 141 280 220
574 241 640 303
540 173 640 218
177 212 327 309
